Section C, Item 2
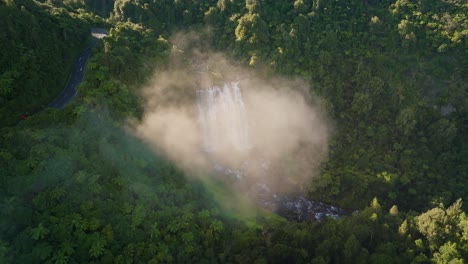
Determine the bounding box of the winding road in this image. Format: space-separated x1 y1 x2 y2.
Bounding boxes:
48 28 108 109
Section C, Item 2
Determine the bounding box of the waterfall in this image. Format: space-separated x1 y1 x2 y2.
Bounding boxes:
196 82 251 153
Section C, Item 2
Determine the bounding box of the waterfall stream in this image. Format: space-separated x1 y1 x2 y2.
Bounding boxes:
196 82 251 153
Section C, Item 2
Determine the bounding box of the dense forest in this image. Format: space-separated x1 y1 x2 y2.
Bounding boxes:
0 0 467 263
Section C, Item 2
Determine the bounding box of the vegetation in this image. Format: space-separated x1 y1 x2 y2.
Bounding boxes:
0 0 466 263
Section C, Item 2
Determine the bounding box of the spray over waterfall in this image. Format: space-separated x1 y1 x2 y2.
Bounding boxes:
135 51 349 221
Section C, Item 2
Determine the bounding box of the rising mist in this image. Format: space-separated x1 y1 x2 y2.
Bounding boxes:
134 44 330 195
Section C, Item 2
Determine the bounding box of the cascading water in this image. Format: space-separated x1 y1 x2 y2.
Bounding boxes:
196 82 251 153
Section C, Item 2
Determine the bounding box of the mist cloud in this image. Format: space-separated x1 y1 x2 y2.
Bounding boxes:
134 45 329 194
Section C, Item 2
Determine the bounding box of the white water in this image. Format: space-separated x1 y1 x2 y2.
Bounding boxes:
196 82 251 153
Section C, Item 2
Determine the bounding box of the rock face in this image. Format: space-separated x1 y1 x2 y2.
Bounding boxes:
275 196 348 222
255 182 350 222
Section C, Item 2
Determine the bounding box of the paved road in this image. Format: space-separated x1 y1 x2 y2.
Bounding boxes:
49 28 108 109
